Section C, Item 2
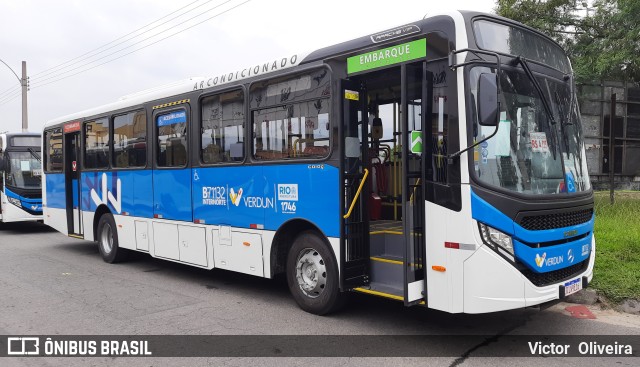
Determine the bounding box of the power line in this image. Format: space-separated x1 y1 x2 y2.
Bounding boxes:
0 89 21 106
31 0 208 78
0 85 21 99
32 0 253 90
31 0 235 86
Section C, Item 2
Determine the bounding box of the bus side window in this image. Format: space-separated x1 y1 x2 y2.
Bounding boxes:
201 89 244 164
84 118 110 170
157 109 188 167
113 110 147 168
249 68 331 161
44 128 63 173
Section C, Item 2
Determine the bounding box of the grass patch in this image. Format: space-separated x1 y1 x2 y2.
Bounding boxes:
591 191 640 302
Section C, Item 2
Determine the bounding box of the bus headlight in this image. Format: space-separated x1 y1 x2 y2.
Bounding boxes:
7 197 22 208
479 223 514 261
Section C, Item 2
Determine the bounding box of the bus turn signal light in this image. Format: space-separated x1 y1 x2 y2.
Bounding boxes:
432 265 446 272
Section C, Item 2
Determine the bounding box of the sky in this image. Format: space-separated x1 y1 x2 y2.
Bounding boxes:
0 0 495 134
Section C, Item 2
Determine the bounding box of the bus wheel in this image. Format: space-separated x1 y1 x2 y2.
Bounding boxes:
97 213 128 263
286 231 343 315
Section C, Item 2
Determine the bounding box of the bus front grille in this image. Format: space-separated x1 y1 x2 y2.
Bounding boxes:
519 208 593 231
519 259 588 287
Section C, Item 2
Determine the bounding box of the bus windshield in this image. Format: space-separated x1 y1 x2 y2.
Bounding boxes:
470 66 590 195
5 151 42 190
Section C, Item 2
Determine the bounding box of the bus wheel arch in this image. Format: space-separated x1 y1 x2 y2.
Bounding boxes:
93 205 111 242
270 219 333 277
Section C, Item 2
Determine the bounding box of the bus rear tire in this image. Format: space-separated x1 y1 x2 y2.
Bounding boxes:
286 231 344 315
97 213 128 263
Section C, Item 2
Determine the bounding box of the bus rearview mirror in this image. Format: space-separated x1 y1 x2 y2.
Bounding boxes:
478 73 498 127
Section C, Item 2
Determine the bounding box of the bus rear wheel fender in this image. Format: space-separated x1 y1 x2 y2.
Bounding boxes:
286 231 344 315
96 212 128 263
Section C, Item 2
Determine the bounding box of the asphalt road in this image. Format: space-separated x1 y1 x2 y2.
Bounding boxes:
0 221 638 367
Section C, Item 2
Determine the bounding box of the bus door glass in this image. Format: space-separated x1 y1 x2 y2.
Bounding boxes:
63 126 83 236
401 62 428 304
339 78 370 289
153 107 192 222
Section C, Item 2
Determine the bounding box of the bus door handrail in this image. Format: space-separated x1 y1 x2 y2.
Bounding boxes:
343 168 369 219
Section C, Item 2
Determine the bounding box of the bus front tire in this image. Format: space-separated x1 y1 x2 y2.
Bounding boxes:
286 231 344 315
97 213 128 263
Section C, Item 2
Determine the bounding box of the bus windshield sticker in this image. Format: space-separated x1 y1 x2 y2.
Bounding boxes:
347 38 426 74
530 132 549 153
344 90 359 101
157 111 187 126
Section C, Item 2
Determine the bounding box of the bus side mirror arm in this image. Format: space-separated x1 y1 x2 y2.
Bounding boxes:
447 48 503 164
446 122 500 164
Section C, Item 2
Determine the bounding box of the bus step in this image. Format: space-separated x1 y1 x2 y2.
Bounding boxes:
368 255 403 292
370 232 404 258
354 281 403 301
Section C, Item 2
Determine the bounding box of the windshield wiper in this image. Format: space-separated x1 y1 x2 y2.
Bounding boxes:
27 147 41 162
509 56 559 159
555 91 572 158
509 56 556 126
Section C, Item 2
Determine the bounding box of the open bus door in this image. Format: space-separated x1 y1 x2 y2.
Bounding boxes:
401 62 430 305
63 123 83 237
339 79 370 290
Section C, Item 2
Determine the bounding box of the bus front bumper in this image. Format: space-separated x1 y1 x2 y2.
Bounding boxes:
462 236 595 313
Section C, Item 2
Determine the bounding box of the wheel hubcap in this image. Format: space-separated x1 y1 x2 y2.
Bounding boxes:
295 248 327 298
101 223 113 254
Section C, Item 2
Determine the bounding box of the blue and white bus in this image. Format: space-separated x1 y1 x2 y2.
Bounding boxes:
43 11 595 315
0 132 43 223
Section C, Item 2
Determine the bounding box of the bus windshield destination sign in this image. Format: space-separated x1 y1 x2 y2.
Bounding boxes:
347 38 426 74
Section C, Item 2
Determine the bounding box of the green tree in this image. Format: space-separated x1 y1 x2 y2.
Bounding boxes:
495 0 640 82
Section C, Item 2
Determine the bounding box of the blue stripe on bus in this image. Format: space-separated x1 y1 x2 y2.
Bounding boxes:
45 164 339 237
4 187 43 213
81 170 153 218
45 174 66 209
513 234 592 273
192 164 339 237
471 190 594 273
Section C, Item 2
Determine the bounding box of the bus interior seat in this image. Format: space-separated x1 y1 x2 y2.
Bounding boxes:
303 145 329 157
203 144 221 163
167 137 187 166
116 151 129 167
230 142 243 161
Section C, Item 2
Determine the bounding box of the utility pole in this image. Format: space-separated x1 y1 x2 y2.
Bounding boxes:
0 58 28 132
21 61 28 132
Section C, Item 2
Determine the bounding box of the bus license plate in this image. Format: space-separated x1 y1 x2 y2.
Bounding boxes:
564 278 582 296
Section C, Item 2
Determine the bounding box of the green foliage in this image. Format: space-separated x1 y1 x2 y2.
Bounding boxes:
591 192 640 302
495 0 640 82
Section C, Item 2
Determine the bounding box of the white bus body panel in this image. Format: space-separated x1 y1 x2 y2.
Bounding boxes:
1 191 42 223
135 221 149 251
213 229 264 277
178 225 208 267
44 207 68 234
153 222 180 260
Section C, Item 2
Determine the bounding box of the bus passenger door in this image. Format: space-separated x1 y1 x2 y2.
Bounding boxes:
401 62 428 305
64 130 83 237
152 106 193 260
339 79 370 290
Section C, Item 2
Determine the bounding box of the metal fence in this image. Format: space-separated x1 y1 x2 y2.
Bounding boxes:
578 81 640 190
